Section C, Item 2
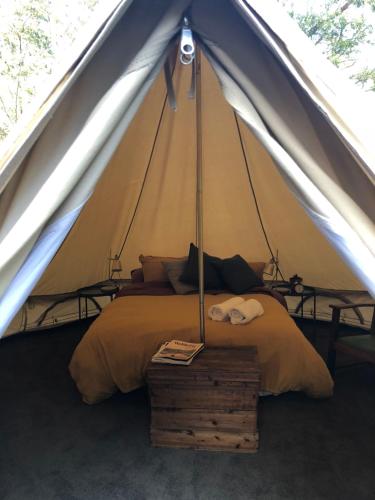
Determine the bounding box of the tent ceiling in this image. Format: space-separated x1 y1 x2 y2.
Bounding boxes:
34 55 363 295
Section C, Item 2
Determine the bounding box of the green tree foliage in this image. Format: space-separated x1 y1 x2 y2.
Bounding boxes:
352 66 375 90
278 0 375 91
0 1 52 139
0 0 99 141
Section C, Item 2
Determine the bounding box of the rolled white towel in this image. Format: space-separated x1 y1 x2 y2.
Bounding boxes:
229 299 264 325
208 297 245 321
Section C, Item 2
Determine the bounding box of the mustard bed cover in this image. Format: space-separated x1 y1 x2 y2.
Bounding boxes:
69 294 333 403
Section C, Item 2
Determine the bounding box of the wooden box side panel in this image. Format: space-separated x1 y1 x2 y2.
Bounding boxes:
151 408 257 433
150 385 259 410
147 371 260 386
151 428 259 453
147 347 260 380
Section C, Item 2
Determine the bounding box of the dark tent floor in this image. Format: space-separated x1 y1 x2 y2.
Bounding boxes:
1 318 374 500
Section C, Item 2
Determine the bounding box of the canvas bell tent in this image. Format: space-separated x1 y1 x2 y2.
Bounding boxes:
0 0 374 338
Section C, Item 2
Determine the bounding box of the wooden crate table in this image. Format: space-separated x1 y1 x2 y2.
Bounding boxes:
146 347 260 453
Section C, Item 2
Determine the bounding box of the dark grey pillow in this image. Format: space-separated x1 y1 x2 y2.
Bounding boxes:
216 254 264 294
180 243 224 290
162 260 198 295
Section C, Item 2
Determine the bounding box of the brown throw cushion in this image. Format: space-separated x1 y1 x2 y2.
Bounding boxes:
139 254 186 282
131 268 144 283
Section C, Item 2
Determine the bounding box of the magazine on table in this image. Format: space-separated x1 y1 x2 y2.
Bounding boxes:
151 340 204 365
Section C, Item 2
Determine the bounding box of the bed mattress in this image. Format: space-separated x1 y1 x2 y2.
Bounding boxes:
69 293 333 403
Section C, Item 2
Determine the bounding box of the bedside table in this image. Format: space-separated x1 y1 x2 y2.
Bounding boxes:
77 284 119 319
271 281 317 343
273 283 316 317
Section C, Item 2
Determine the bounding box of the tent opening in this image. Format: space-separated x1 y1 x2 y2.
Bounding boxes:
0 0 373 338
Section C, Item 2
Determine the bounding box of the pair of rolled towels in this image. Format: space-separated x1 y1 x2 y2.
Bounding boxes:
208 297 264 325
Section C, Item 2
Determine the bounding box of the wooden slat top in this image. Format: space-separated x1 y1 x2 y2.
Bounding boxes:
147 346 259 378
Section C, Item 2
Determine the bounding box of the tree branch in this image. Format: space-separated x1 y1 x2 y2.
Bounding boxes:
339 1 353 13
14 80 21 121
0 95 13 122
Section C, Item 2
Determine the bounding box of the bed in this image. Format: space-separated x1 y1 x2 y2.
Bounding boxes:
69 281 333 404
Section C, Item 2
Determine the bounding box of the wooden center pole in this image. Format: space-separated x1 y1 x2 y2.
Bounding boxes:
195 48 205 344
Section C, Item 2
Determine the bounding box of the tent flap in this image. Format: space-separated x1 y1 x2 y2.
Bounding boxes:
0 0 190 336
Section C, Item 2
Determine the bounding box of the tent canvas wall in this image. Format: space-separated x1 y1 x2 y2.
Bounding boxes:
0 0 374 337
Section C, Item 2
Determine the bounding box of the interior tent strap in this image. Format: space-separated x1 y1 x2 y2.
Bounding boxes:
163 59 177 111
233 111 286 281
188 58 196 99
